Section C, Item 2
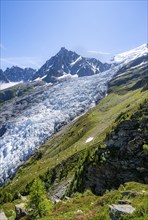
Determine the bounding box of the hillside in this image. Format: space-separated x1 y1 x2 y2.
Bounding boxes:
0 50 147 219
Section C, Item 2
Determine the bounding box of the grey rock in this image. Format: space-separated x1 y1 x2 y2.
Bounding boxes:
15 203 27 220
109 204 135 220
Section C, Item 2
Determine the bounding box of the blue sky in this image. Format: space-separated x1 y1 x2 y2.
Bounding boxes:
0 0 147 70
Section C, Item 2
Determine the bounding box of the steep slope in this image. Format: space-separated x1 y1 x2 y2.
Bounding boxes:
33 47 111 82
0 55 147 190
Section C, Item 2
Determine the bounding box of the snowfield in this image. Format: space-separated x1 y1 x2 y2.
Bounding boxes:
112 44 147 64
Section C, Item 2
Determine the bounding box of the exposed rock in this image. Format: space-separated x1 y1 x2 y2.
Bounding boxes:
0 210 7 220
122 191 138 198
118 200 131 205
109 204 135 220
15 203 27 220
33 47 111 83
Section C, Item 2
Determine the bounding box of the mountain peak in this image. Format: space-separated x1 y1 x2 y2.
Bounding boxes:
58 47 69 54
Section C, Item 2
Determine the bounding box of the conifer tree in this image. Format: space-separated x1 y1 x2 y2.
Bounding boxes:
26 178 51 218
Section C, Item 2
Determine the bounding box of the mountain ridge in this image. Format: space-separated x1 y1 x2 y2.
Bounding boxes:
0 44 147 86
33 47 111 83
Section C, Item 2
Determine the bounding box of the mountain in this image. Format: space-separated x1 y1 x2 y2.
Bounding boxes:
0 66 36 83
0 44 147 186
33 47 111 83
0 69 9 83
0 44 148 219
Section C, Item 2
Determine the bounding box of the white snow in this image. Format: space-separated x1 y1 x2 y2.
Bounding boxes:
57 74 78 81
34 75 47 81
85 137 94 143
113 44 147 64
70 56 82 66
0 82 22 90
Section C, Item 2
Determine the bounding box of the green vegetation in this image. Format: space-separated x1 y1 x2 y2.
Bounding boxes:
1 182 147 219
0 81 43 105
26 178 52 219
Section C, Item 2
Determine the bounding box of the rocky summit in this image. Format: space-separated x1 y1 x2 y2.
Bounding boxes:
33 47 111 82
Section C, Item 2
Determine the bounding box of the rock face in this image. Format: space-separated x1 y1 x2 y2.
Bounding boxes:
0 210 7 220
0 69 9 83
109 204 135 220
15 203 27 220
33 47 111 82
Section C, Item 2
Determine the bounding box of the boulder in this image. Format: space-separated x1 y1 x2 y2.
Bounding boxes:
0 210 7 220
109 204 135 220
15 203 27 220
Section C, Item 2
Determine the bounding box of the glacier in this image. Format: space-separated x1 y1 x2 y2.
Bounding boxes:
0 66 118 185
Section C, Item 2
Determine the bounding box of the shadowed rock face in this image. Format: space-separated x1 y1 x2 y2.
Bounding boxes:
0 69 9 83
2 67 36 82
15 203 27 220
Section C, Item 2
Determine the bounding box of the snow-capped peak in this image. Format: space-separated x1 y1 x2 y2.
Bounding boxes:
113 43 148 64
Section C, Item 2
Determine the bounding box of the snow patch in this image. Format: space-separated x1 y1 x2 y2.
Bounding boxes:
57 74 78 81
0 82 22 90
85 137 94 143
70 56 82 66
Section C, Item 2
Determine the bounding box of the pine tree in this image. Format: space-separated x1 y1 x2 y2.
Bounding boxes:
26 178 51 218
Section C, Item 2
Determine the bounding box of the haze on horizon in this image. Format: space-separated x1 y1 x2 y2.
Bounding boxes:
0 0 147 70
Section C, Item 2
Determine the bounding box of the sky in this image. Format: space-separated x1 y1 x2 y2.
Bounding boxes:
0 0 147 70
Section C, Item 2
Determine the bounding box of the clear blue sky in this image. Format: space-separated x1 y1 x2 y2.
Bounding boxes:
0 0 147 70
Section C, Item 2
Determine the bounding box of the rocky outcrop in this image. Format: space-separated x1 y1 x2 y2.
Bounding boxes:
15 203 27 220
109 204 135 220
